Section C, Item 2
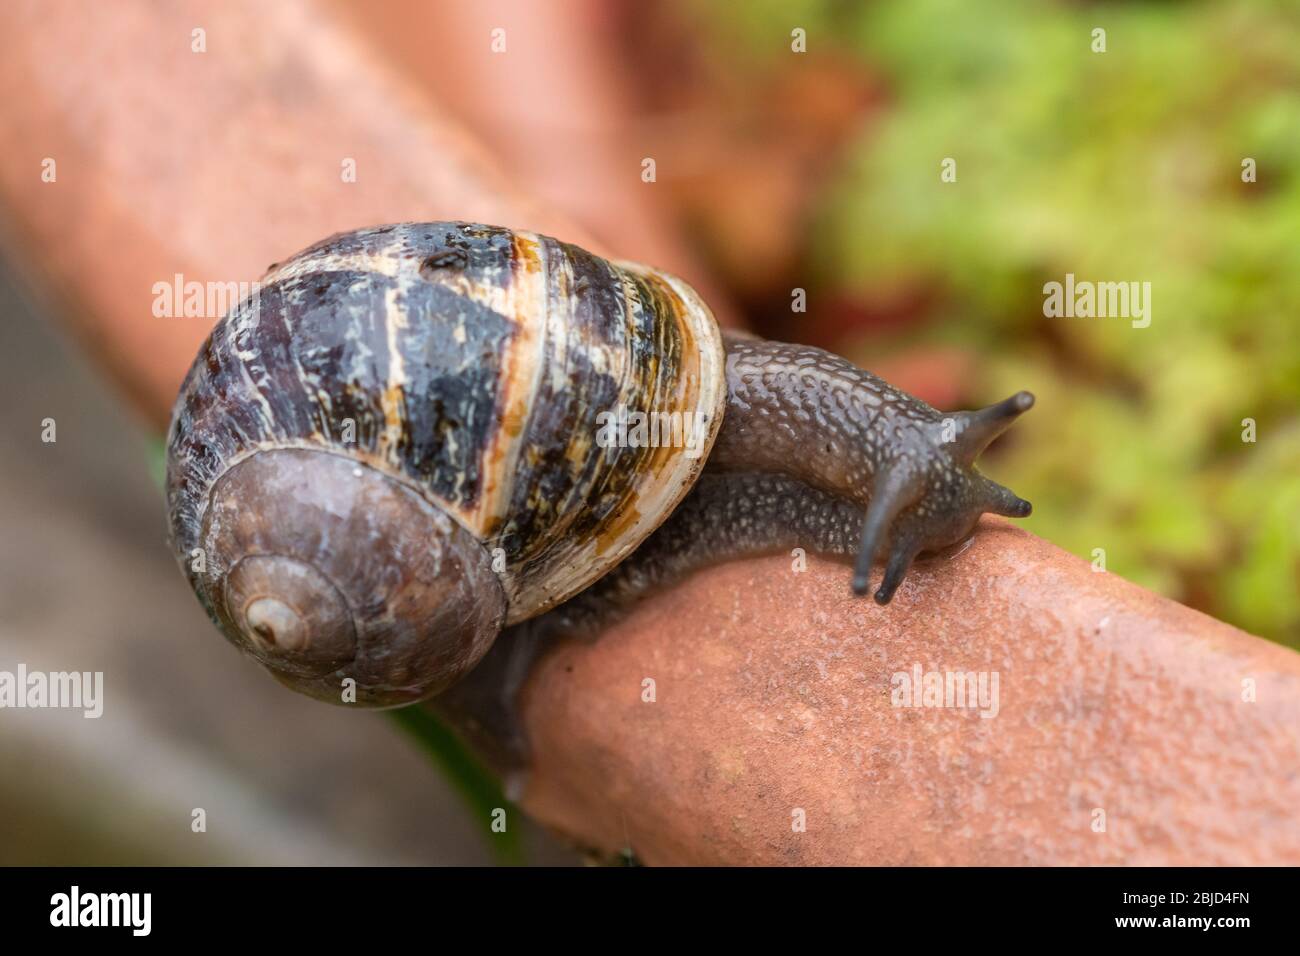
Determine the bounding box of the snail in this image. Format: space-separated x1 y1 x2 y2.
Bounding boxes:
166 222 1034 708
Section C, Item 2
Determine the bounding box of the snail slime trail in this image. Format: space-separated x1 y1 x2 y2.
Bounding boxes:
167 221 1034 708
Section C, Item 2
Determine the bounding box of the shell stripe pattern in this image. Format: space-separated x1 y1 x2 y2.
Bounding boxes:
165 222 726 623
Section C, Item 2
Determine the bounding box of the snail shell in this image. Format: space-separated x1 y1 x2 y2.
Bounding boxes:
167 222 726 706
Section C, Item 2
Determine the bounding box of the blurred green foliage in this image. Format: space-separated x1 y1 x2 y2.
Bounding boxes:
697 0 1300 645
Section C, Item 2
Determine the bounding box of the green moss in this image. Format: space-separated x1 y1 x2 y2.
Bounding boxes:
697 0 1300 645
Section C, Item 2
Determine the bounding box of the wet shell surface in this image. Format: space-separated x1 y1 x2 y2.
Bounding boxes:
167 222 727 626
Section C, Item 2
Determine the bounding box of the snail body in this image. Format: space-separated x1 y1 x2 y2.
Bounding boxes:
167 222 1033 707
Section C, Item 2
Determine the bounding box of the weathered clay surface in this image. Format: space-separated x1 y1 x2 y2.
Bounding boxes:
519 520 1300 865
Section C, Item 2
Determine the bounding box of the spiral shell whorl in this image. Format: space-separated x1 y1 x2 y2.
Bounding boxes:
190 448 505 705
